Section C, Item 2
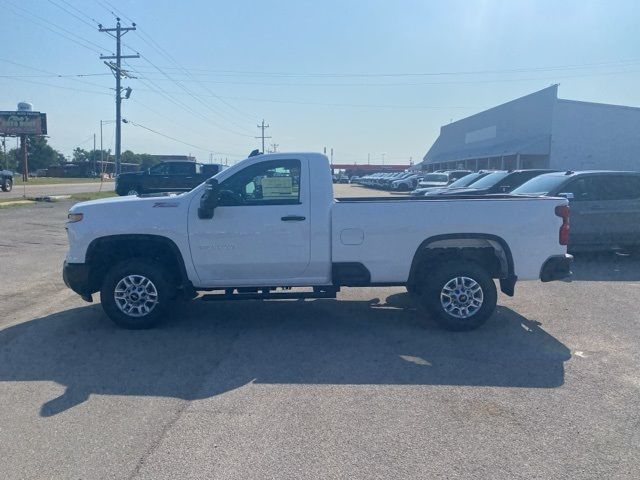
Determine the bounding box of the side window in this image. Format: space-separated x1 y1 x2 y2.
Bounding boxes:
150 163 170 175
168 162 194 175
609 176 640 200
586 176 620 201
562 178 589 201
219 159 301 206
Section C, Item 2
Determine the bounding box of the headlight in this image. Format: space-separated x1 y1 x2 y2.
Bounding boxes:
68 213 83 223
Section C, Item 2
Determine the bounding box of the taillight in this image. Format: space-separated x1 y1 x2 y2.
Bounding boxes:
555 205 570 246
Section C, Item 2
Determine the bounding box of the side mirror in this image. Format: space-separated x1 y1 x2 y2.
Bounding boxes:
558 192 574 200
198 178 219 219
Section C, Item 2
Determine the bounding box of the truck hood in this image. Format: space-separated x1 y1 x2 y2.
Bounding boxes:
69 193 183 213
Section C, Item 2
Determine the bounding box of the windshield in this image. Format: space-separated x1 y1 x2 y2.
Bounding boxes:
511 174 566 195
448 172 485 188
421 173 448 183
465 171 509 189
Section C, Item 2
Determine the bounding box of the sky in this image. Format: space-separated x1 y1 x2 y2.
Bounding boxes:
1 0 639 165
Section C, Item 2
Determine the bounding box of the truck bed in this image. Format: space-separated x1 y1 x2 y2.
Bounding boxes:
331 195 566 282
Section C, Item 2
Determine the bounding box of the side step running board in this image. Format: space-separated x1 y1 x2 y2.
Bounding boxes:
200 289 337 302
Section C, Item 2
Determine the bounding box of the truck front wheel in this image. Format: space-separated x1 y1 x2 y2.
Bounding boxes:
419 262 497 331
100 259 174 329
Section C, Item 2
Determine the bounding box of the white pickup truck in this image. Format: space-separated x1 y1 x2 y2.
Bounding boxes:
64 152 572 331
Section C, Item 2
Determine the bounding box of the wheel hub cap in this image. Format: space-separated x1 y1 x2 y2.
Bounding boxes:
114 275 158 317
440 276 484 319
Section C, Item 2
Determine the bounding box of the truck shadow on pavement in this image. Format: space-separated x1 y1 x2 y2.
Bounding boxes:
0 294 571 417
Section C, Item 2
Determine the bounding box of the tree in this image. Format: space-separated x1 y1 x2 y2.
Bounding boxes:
6 136 61 173
138 153 159 170
121 150 138 164
73 147 90 162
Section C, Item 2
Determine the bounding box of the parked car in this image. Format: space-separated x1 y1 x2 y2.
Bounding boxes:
391 173 422 191
378 172 407 189
426 169 557 197
115 161 226 196
416 170 472 189
411 171 491 196
65 152 571 332
511 171 640 252
1 170 13 192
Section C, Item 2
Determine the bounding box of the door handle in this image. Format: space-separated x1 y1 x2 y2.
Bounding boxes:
590 205 606 211
281 215 306 222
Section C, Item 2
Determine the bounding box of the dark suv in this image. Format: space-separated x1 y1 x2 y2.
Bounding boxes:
512 171 640 252
116 161 226 196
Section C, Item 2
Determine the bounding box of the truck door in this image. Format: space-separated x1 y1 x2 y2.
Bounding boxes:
188 158 311 285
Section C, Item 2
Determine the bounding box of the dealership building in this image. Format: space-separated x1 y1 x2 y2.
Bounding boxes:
421 85 640 172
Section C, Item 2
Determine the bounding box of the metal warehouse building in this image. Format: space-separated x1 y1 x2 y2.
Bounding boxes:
421 85 640 172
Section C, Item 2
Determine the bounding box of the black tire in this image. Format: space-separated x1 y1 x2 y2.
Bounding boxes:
100 259 175 329
1 178 12 192
419 261 497 331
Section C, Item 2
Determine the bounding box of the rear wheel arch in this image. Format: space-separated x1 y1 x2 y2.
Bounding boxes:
408 234 515 293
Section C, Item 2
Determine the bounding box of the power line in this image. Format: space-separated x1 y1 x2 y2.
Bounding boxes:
1 0 110 54
0 73 110 78
59 0 102 25
123 119 242 156
0 58 114 91
0 75 112 96
127 57 640 78
131 67 640 87
101 0 254 128
133 30 256 124
47 0 97 30
190 94 478 110
133 55 255 137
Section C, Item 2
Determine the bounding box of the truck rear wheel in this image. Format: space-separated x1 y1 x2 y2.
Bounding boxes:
100 259 174 329
1 178 12 192
419 262 497 331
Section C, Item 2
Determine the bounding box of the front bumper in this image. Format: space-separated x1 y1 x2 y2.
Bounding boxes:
63 261 93 301
540 254 573 282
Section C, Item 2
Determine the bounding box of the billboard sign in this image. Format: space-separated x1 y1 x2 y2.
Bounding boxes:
0 111 48 135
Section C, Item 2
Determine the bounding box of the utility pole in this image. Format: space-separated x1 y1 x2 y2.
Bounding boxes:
255 119 271 153
367 153 370 165
20 134 28 181
270 142 279 153
99 18 139 177
1 136 6 170
330 148 334 166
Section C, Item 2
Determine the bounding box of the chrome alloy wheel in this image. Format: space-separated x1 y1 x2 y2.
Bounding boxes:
114 275 159 317
440 276 484 319
127 189 139 196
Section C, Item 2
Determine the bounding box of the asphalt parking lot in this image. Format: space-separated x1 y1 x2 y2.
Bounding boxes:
1 185 639 479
